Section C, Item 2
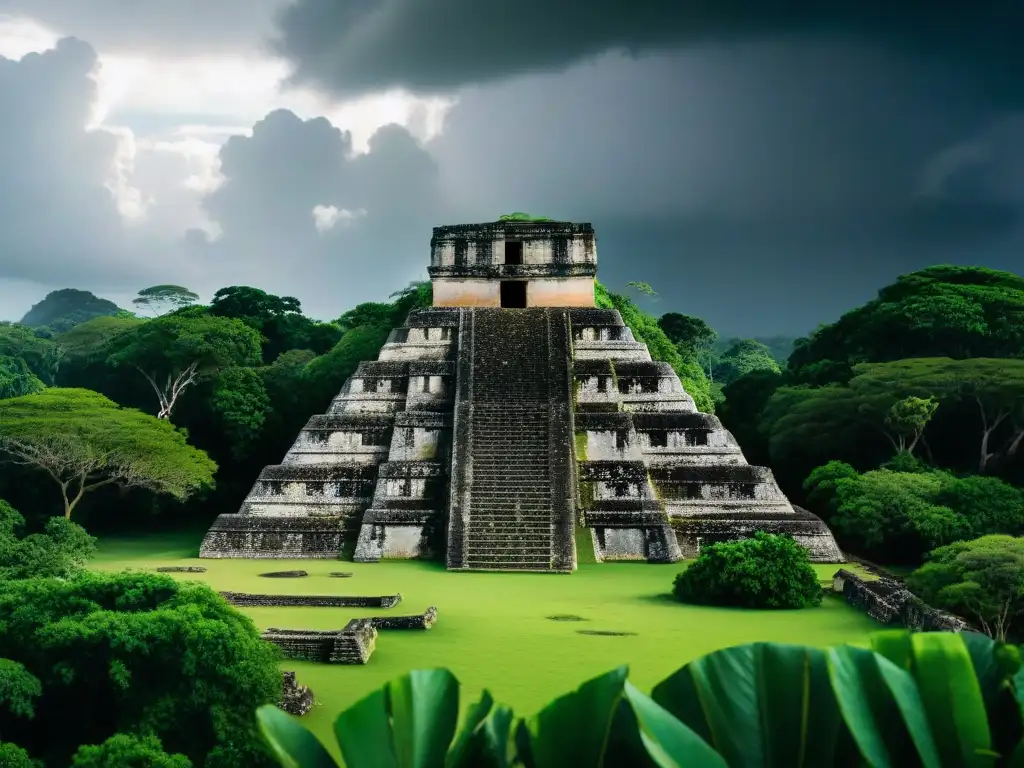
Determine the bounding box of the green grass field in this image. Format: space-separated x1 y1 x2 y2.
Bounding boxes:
93 531 878 756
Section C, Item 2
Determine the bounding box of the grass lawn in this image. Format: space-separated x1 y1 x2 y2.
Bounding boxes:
93 530 878 757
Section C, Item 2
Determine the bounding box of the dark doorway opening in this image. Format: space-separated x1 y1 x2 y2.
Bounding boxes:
505 241 523 265
500 281 527 308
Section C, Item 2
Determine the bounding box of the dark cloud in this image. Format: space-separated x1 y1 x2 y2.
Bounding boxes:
0 38 139 288
191 109 443 318
426 46 1024 335
273 0 1023 99
0 0 287 55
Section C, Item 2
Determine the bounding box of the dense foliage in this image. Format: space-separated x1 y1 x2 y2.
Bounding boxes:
0 571 281 767
260 629 1024 768
712 338 780 386
788 265 1024 383
804 459 1024 563
672 532 822 609
19 289 123 334
0 499 96 580
909 535 1024 642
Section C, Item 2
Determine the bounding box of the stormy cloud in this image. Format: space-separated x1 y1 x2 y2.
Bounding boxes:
273 0 1023 101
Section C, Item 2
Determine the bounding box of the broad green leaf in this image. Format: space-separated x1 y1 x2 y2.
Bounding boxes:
828 646 940 768
910 633 994 767
257 704 339 768
388 668 460 768
334 688 399 768
513 719 535 768
871 630 915 671
622 681 727 768
480 706 514 768
962 632 1023 761
447 690 494 768
528 665 629 767
652 642 841 767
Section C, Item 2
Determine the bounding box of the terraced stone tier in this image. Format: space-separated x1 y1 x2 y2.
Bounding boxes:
448 308 575 571
262 620 377 664
285 413 394 465
671 507 843 562
199 514 355 559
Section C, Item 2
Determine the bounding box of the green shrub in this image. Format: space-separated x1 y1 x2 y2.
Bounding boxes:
672 531 822 609
259 629 1024 768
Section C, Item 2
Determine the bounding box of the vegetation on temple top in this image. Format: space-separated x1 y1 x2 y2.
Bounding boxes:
497 212 553 221
260 628 1024 768
673 532 822 609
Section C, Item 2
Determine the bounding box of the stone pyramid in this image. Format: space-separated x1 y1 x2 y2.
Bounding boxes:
200 220 842 569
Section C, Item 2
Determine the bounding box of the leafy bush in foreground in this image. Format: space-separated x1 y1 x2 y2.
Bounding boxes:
259 629 1024 767
673 531 822 609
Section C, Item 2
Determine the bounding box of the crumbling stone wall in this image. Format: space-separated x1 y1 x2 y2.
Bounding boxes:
370 606 438 630
220 592 402 608
831 569 972 631
279 672 315 715
263 620 377 664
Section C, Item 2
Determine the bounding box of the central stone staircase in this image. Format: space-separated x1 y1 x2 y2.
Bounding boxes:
447 308 575 571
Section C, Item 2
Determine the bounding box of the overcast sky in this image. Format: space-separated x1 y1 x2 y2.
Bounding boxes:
0 2 1021 336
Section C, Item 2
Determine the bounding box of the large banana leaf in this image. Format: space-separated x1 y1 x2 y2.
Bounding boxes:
257 704 340 768
333 669 460 768
524 665 724 767
445 691 512 768
909 632 995 768
651 642 848 767
828 644 939 767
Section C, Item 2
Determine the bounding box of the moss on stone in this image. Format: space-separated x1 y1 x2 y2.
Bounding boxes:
574 525 597 564
574 432 588 462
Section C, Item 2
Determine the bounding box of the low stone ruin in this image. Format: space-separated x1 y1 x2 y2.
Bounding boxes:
831 569 972 632
369 606 437 630
219 592 401 608
263 620 377 664
155 566 207 573
259 570 308 578
279 672 315 715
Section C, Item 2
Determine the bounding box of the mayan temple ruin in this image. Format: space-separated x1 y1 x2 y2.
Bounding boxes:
200 217 843 570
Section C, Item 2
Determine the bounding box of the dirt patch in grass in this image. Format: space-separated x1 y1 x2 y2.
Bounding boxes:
546 614 588 622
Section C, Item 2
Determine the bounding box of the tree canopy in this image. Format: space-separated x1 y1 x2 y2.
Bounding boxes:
0 356 45 399
132 285 200 317
0 323 62 385
0 498 97 579
0 388 216 519
909 534 1024 642
788 266 1024 383
106 313 263 419
657 312 717 355
713 338 781 386
0 571 280 766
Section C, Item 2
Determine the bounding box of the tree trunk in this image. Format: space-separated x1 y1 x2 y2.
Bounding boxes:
975 397 1009 474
